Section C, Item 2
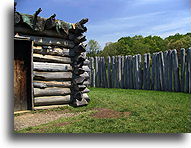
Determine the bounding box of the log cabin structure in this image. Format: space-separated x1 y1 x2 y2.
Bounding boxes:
14 3 90 112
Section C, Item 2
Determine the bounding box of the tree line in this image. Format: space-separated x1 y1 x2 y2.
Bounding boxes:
86 33 191 57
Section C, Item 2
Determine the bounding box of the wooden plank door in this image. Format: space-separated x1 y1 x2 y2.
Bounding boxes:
14 39 32 111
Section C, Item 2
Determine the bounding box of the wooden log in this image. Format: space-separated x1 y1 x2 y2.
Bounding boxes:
19 35 75 48
168 50 173 91
33 62 72 72
31 36 75 48
137 54 142 89
158 52 163 90
128 55 133 89
34 95 71 106
118 56 122 88
82 80 90 85
95 57 98 87
79 72 90 78
111 56 115 88
34 87 71 97
81 87 90 93
172 49 180 92
82 93 90 102
102 57 107 88
73 84 86 91
180 48 186 92
107 56 111 88
121 56 125 89
83 59 90 65
185 48 191 93
152 53 157 90
91 57 95 87
33 46 75 57
33 71 72 80
33 53 71 64
124 56 127 89
163 51 168 91
146 53 151 90
143 54 147 90
33 81 71 88
74 76 86 84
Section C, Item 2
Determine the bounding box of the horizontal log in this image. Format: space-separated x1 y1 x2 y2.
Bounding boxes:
82 93 90 101
34 95 71 106
83 59 90 65
75 98 88 106
34 87 71 97
81 87 90 93
33 62 72 72
33 46 75 57
33 53 72 64
80 72 90 78
73 84 87 91
82 80 90 85
74 76 86 84
34 71 72 80
73 68 85 75
82 66 90 72
33 81 71 88
18 34 75 48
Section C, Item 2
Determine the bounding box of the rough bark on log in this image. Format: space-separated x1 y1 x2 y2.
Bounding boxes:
33 46 75 57
33 62 72 72
33 53 72 64
33 80 71 88
81 87 90 93
34 87 71 97
19 34 75 48
34 95 71 106
34 71 72 80
180 48 185 92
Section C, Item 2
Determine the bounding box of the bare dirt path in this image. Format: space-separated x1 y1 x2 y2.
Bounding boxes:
14 110 80 131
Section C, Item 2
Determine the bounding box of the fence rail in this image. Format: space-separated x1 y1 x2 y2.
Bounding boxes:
87 48 191 93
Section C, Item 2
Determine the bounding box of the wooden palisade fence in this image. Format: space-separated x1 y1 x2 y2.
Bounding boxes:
88 48 191 93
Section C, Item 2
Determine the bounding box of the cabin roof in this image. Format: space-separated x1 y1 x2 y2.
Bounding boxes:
14 4 88 38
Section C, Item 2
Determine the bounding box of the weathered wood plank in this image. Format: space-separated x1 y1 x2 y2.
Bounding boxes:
95 57 99 87
180 48 186 92
107 56 111 88
33 53 72 64
111 56 116 88
168 50 173 91
34 95 71 106
33 62 72 72
33 81 71 88
143 54 147 90
33 46 75 57
172 49 180 92
33 71 72 80
28 36 75 48
121 56 125 89
185 48 191 93
34 87 71 97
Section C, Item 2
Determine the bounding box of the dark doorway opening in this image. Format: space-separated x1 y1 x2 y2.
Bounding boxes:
14 38 33 111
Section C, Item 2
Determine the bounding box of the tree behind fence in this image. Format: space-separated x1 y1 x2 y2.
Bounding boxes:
87 48 191 93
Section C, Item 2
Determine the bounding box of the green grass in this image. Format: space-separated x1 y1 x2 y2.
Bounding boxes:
17 88 191 133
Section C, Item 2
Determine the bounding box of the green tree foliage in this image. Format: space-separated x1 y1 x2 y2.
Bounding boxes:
98 33 191 57
86 40 101 57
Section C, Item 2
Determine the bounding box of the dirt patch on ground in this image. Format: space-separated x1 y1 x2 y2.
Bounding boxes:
91 108 131 119
14 110 80 131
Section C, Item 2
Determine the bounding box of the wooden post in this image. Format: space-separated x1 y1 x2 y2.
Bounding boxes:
143 54 147 90
129 55 133 89
107 56 111 88
180 48 186 92
163 51 168 91
121 56 125 88
124 56 128 89
146 53 151 90
168 50 173 91
112 56 116 88
90 57 95 87
95 56 98 87
185 48 191 93
172 49 180 92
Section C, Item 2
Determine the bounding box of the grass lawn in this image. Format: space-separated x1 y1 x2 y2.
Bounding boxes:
17 88 191 133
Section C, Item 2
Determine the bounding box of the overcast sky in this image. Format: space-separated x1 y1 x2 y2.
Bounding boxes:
16 0 191 49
